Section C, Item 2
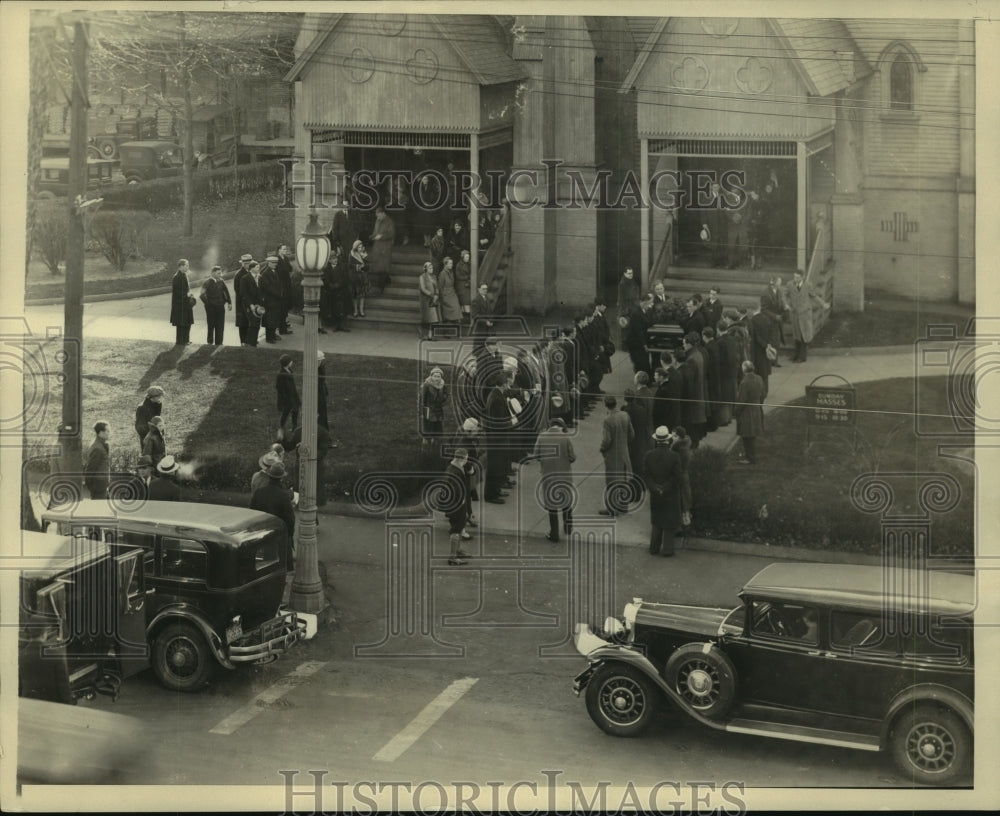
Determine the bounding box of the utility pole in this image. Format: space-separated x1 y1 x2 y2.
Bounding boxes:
58 17 88 492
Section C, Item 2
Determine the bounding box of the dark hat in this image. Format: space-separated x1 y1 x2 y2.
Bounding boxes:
279 354 292 367
266 462 287 480
259 451 282 471
137 455 153 468
157 455 179 475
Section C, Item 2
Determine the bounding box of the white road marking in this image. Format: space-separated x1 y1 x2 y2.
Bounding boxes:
372 677 479 762
209 661 327 735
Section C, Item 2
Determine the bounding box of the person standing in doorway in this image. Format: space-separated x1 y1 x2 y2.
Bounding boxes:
369 205 395 295
170 259 195 346
200 265 231 346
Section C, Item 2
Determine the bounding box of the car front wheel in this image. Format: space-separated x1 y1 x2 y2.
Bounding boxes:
152 622 213 692
890 705 971 786
584 662 659 737
664 643 737 719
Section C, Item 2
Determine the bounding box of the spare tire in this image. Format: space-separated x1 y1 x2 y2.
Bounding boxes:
664 642 737 719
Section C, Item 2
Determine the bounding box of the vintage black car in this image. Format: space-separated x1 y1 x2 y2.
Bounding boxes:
118 140 184 184
41 500 306 693
573 563 974 786
35 157 117 199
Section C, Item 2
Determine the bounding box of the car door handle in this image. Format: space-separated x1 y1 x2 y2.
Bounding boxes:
808 650 836 658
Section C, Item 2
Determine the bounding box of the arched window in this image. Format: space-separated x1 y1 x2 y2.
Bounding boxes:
889 53 913 110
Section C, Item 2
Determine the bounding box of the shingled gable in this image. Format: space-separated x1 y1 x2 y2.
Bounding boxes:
765 19 871 96
619 17 869 97
285 13 524 86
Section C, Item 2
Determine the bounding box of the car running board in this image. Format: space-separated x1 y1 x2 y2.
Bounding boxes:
724 718 881 752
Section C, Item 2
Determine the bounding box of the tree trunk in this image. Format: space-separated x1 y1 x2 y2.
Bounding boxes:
26 22 53 273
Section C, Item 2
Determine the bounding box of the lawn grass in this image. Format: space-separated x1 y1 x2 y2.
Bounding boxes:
688 375 974 556
23 338 451 503
813 305 974 349
26 189 294 300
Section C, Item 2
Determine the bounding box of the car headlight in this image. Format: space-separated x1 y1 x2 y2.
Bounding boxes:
623 601 641 631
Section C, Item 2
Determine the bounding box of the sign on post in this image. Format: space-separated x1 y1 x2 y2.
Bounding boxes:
804 375 857 451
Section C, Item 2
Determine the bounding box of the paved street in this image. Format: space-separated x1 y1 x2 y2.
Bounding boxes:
77 517 919 793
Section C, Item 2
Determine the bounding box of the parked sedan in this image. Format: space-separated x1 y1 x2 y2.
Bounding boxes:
573 563 974 786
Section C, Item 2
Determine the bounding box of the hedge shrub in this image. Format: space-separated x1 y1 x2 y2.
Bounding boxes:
100 161 287 212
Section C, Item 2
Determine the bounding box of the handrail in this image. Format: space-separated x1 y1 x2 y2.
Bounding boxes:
478 205 510 310
649 221 673 285
805 208 834 333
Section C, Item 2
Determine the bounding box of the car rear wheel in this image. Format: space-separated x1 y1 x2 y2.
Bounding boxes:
664 643 737 719
584 662 659 737
890 705 971 786
152 622 213 692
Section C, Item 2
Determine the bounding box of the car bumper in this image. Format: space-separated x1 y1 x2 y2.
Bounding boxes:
227 611 307 664
572 664 597 697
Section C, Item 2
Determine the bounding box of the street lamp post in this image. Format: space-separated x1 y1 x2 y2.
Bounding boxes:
291 212 330 614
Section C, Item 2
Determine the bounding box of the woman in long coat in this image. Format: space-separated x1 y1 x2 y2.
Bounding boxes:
348 240 371 318
368 207 395 294
734 360 765 464
454 250 472 321
169 260 194 345
418 261 441 340
420 367 449 441
437 257 463 324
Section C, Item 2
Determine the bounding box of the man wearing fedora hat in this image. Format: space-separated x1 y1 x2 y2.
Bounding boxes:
134 385 164 448
260 254 284 344
131 454 155 501
251 460 296 571
240 261 265 347
149 454 182 501
233 253 255 345
525 418 576 542
643 426 682 557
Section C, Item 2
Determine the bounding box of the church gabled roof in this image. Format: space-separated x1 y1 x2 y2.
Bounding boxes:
768 18 871 95
286 13 524 86
619 16 870 96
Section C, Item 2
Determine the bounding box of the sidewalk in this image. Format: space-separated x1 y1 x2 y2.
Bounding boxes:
25 292 918 561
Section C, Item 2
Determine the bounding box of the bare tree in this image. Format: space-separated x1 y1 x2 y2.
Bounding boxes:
85 10 296 236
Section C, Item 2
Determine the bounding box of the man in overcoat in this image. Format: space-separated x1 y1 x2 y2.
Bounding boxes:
598 395 633 516
149 455 182 501
239 262 264 347
259 255 284 344
142 416 166 468
622 387 650 503
785 269 830 362
250 461 296 570
199 265 231 346
134 385 164 448
169 259 194 345
83 420 111 500
232 254 254 345
749 298 777 399
644 426 682 556
526 418 576 542
681 332 709 447
276 244 295 335
734 360 765 464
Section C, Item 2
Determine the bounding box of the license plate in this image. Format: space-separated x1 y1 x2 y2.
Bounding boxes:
226 621 243 644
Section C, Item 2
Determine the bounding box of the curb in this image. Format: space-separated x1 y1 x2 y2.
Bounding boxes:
809 344 915 357
25 270 234 308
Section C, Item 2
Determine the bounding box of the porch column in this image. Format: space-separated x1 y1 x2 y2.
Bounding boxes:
830 89 866 311
796 140 807 272
640 138 650 288
470 131 480 303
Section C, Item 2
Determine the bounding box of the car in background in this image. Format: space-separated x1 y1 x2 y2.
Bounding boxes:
89 116 160 160
573 563 974 786
118 140 184 184
35 157 116 199
41 500 306 692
